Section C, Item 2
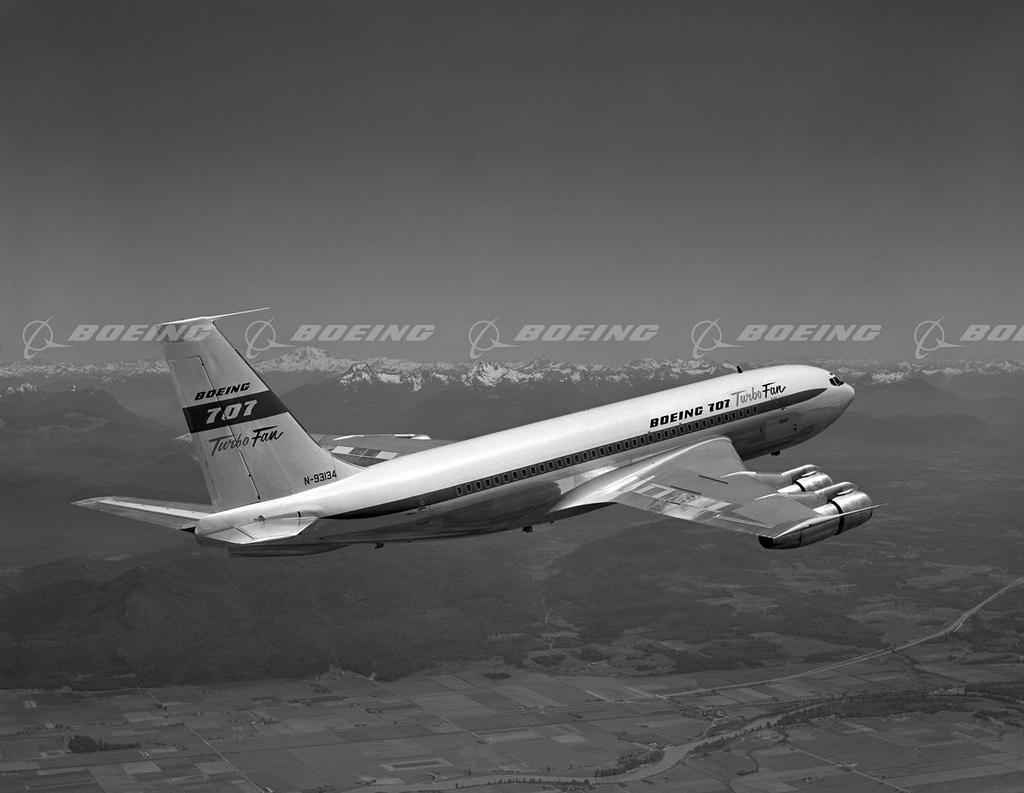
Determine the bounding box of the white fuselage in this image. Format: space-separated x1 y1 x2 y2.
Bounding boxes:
196 364 855 552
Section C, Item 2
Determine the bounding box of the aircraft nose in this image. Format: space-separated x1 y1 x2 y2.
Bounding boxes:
841 382 855 408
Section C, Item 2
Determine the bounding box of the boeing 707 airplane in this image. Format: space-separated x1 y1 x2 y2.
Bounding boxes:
76 310 875 556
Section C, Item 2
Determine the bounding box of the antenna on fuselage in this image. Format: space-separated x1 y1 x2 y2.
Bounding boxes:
721 360 744 374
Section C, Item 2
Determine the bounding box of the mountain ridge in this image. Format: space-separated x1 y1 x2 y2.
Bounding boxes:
6 347 1024 390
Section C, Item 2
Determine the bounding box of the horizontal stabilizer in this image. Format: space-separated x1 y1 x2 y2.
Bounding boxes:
75 497 214 530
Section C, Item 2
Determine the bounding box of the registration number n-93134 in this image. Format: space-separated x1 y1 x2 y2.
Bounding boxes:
304 470 339 486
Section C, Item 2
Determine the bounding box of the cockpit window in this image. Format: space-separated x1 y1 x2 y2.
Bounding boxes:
828 375 845 386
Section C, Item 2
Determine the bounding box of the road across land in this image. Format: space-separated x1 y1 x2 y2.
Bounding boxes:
339 572 1024 792
661 572 1024 698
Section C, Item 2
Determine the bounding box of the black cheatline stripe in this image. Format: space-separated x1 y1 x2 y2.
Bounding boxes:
183 390 289 433
329 386 827 520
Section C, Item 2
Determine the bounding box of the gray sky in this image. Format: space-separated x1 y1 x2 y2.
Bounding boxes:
2 1 1023 363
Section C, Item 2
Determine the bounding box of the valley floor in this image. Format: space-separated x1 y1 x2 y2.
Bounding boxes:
4 635 1024 793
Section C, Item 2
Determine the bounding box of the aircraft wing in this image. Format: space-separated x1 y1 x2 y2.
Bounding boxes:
312 433 451 466
74 497 215 530
552 436 875 549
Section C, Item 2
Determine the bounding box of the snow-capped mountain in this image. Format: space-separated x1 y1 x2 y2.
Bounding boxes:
6 347 1024 390
252 346 357 372
0 358 170 381
319 355 741 391
2 382 40 398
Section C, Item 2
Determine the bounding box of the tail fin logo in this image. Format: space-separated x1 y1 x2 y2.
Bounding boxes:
209 426 285 456
194 382 251 401
184 391 288 432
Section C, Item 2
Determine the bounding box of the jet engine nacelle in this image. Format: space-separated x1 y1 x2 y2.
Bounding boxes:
759 489 874 550
786 481 857 508
731 464 818 489
778 471 834 494
814 490 873 531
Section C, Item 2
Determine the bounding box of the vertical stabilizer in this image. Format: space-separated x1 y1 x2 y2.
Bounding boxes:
160 312 354 509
